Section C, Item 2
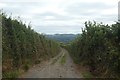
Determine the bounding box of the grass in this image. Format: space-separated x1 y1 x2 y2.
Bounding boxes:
51 58 58 64
82 72 93 78
23 63 30 72
75 63 94 78
3 70 19 78
60 54 66 65
51 53 62 65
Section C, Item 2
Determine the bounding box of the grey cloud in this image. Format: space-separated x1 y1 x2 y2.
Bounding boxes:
2 2 44 7
33 12 75 21
65 2 115 16
1 2 44 15
1 1 117 34
98 14 117 23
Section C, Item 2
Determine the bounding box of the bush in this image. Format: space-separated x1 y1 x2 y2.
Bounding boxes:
23 64 29 72
68 21 120 78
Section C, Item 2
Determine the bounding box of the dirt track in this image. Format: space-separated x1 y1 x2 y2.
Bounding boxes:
20 48 82 78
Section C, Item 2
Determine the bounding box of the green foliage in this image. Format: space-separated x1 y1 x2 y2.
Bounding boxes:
68 21 120 78
2 13 60 78
82 72 93 78
23 64 30 72
3 70 19 78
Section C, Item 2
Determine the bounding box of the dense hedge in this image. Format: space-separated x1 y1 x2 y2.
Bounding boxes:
2 13 60 78
67 21 120 78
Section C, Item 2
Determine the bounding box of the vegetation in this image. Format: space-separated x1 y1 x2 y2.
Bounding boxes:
60 54 66 65
67 21 120 78
82 72 93 78
1 10 120 78
3 70 19 78
2 13 60 78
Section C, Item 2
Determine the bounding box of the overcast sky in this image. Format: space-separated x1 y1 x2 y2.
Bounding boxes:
0 0 119 34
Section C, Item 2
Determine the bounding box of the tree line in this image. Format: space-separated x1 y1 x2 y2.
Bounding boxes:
67 21 120 78
2 13 60 78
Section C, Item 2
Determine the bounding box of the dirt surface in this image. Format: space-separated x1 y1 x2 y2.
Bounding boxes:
20 48 82 78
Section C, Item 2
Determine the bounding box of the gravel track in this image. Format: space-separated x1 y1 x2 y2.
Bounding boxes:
20 48 82 78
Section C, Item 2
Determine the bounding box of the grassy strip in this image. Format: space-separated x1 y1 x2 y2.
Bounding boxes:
60 54 66 65
51 54 61 65
51 58 58 65
51 51 63 65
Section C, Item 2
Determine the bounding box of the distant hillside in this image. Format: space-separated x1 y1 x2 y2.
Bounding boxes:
45 34 78 43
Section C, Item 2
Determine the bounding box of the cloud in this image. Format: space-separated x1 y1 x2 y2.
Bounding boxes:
34 25 83 34
0 0 119 34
